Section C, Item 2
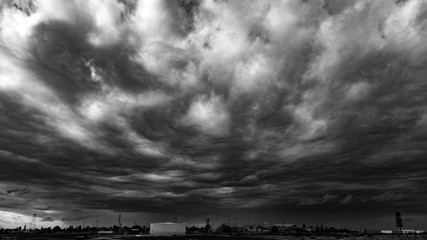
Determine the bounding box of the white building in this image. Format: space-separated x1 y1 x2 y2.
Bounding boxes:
150 222 186 235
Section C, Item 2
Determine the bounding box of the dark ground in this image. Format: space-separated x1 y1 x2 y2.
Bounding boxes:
1 234 427 240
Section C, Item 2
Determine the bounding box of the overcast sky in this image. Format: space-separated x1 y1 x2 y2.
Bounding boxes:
1 0 427 230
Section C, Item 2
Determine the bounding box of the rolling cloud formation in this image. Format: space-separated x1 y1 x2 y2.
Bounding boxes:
1 0 427 228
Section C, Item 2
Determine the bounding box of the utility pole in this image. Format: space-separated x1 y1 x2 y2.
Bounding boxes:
395 211 403 231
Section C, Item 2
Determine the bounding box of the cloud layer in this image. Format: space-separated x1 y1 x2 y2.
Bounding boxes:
1 0 427 229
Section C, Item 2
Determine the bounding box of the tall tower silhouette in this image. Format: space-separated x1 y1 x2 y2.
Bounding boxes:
118 213 122 227
395 211 403 231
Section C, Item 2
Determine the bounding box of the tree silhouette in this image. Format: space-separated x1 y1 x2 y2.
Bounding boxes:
395 211 403 231
52 226 61 233
271 225 279 233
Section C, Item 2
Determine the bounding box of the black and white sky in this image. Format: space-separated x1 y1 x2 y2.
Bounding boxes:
1 0 427 230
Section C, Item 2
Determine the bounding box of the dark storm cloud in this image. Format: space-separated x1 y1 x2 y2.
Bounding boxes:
1 0 427 229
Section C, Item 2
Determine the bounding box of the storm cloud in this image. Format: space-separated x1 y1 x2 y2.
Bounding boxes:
1 0 427 229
